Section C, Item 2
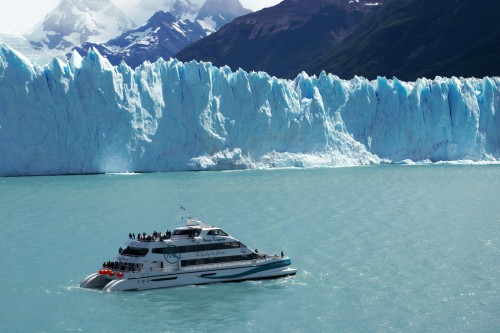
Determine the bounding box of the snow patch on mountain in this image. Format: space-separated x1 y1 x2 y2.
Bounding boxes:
196 16 217 33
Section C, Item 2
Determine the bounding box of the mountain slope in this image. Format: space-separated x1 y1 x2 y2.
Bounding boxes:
27 0 135 54
176 0 384 78
196 0 252 32
134 0 251 31
133 0 205 24
306 0 500 80
72 11 207 68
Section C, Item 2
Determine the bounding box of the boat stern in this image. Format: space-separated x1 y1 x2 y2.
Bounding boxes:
80 273 109 289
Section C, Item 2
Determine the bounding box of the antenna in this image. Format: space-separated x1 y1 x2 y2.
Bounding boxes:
180 204 186 222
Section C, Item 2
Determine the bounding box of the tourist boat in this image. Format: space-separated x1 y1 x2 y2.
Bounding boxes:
80 218 297 291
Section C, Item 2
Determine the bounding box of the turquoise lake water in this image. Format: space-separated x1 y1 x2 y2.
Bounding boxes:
0 165 499 332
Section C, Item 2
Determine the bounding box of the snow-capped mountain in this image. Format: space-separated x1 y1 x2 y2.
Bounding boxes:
70 0 252 68
73 11 207 68
1 43 499 176
196 0 252 32
0 0 251 66
27 0 135 55
132 0 251 30
133 0 206 25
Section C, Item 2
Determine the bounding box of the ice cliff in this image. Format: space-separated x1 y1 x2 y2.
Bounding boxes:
0 43 499 175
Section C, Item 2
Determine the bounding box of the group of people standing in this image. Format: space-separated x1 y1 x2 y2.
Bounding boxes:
128 230 173 242
102 260 142 272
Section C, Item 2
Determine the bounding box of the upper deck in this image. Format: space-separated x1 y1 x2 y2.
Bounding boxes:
123 218 231 242
118 218 242 258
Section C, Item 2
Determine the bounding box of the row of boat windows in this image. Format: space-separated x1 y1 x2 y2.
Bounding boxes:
151 241 244 254
121 242 245 257
121 247 149 257
171 229 228 236
180 253 259 267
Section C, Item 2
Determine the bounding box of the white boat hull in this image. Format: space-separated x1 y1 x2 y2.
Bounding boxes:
81 259 296 292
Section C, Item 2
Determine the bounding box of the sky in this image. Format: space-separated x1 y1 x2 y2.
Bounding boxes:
0 0 283 34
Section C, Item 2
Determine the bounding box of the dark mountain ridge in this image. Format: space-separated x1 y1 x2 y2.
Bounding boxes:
306 0 500 80
177 0 500 80
176 0 385 78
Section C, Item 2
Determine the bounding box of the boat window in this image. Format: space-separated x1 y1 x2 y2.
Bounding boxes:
182 245 197 253
173 228 201 236
207 229 228 236
152 242 244 254
152 246 180 255
122 246 149 257
181 253 258 266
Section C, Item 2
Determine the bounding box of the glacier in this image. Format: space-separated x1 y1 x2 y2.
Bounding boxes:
0 42 499 176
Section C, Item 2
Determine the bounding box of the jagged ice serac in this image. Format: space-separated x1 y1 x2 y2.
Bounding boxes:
0 43 499 176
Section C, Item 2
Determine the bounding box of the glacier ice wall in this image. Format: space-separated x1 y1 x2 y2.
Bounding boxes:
295 72 500 163
0 43 499 175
